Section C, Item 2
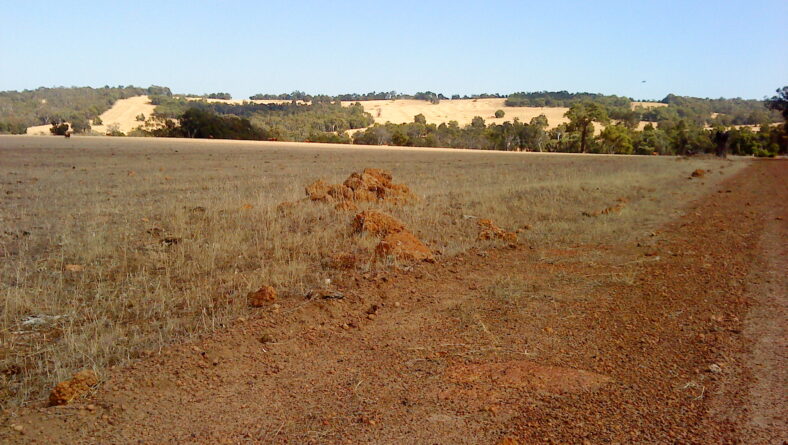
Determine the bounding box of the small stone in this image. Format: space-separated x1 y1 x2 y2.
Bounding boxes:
86 404 96 411
708 363 722 373
393 302 400 308
11 424 24 432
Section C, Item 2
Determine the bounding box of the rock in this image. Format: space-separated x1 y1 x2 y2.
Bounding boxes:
259 333 275 344
247 286 277 307
691 169 706 178
49 369 99 406
708 363 722 373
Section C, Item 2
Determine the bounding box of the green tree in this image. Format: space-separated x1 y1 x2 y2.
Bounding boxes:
565 102 609 153
494 109 505 118
414 113 426 124
598 124 634 154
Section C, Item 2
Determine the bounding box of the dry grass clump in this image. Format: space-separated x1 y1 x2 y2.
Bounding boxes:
0 136 744 406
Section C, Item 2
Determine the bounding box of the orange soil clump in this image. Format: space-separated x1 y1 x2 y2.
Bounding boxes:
353 210 433 262
447 360 611 394
48 370 99 406
477 219 518 242
247 286 277 307
691 169 706 178
376 230 435 263
352 210 406 237
305 168 417 206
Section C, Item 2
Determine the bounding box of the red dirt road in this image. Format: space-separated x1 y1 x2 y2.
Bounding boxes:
2 160 786 444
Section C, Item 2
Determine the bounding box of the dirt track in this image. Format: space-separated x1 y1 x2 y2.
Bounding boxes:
2 160 786 444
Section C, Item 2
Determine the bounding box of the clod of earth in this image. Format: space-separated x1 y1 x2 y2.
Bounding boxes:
352 210 406 237
352 210 434 262
376 230 435 262
247 286 277 307
477 219 518 243
48 369 99 406
305 168 417 205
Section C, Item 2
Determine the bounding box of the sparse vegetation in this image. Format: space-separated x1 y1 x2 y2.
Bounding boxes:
0 86 170 134
0 136 743 407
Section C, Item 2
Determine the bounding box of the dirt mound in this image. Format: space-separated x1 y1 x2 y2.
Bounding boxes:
477 219 518 242
447 360 611 394
48 370 99 406
352 210 406 237
376 230 435 262
247 286 277 307
306 168 417 205
691 169 706 178
352 210 433 262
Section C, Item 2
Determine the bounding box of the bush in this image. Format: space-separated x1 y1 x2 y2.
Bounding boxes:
93 116 103 125
494 109 505 118
49 122 69 135
136 113 145 121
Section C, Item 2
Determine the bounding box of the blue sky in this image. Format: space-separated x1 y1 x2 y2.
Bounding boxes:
1 0 786 100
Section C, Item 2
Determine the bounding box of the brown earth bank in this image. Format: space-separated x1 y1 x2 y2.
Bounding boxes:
1 160 786 444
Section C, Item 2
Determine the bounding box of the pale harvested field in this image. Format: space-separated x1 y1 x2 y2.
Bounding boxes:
632 101 667 109
342 98 571 128
0 135 743 407
25 96 156 136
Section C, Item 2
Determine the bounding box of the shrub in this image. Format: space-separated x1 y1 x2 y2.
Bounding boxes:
494 109 505 118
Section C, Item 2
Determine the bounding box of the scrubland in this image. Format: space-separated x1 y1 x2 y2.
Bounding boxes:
0 135 743 406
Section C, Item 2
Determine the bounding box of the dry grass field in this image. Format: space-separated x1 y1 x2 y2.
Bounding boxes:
0 135 743 409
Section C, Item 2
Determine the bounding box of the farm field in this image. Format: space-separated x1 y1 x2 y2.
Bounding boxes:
0 136 785 443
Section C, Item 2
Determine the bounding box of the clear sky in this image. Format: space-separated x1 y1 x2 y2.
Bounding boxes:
1 0 786 100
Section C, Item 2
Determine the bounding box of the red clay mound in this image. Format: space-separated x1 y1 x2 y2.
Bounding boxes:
477 219 518 243
447 360 611 394
306 168 417 206
353 210 406 237
352 210 433 262
691 169 706 178
49 369 99 406
376 230 435 262
247 286 277 307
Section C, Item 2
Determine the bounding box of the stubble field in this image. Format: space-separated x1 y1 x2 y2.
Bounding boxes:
0 135 741 410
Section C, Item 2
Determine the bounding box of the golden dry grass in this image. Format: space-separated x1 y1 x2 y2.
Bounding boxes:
0 135 745 406
25 96 156 136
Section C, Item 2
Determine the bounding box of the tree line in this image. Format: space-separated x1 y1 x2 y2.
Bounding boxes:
351 87 787 156
141 96 373 141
